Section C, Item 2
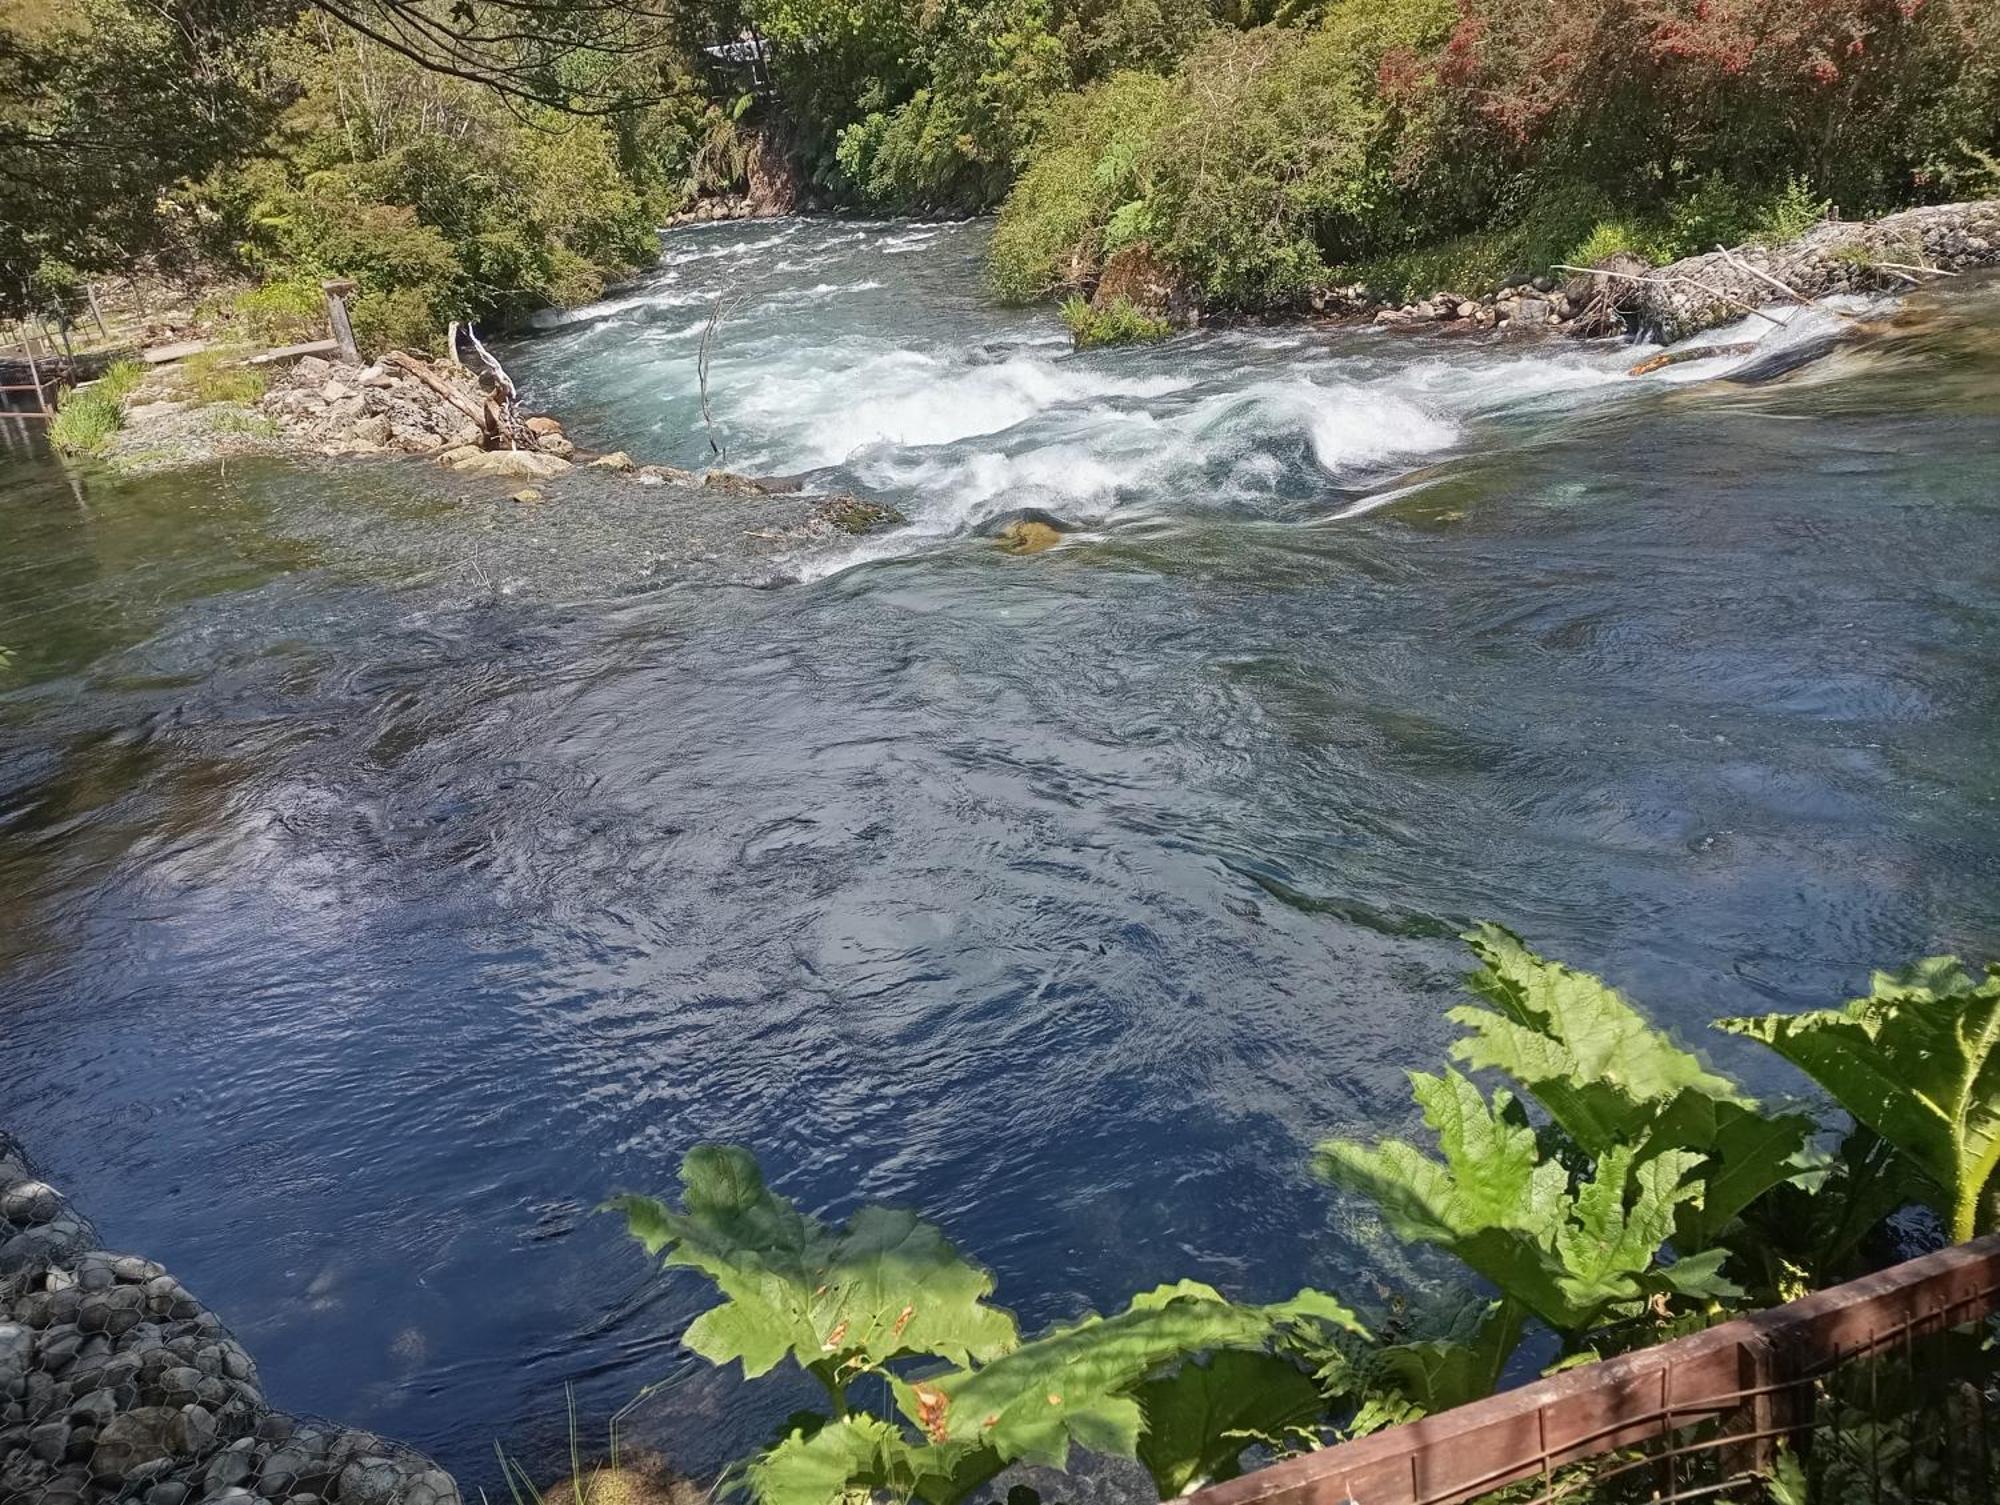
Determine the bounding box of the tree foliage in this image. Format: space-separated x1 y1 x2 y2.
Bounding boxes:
1719 958 2000 1242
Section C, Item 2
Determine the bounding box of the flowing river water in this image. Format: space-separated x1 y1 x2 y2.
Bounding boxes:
4 218 2000 1486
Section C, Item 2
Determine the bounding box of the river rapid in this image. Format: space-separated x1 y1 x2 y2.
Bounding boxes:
4 218 2000 1487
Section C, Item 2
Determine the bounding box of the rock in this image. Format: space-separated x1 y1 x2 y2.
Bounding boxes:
320 380 355 403
814 495 904 535
994 521 1063 554
536 434 576 460
1 1180 63 1224
635 465 699 487
294 356 334 382
510 488 544 504
30 1419 70 1461
589 451 635 472
147 1482 191 1505
524 415 564 437
339 1455 407 1505
1511 298 1552 328
703 469 799 496
1454 302 1481 320
89 1406 184 1480
351 415 392 447
1373 309 1412 328
444 449 573 480
1089 243 1200 328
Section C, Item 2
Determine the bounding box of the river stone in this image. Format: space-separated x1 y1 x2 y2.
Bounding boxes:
30 1417 70 1460
1 1179 63 1223
340 1455 408 1505
90 1406 185 1479
589 451 635 471
446 449 573 480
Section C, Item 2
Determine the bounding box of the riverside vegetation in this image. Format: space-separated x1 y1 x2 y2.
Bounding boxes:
608 926 2000 1505
6 0 2000 348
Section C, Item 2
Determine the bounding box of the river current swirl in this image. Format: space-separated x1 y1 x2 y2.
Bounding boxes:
3 218 2000 1488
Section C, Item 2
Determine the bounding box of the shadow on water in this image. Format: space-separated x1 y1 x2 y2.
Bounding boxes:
3 229 2000 1489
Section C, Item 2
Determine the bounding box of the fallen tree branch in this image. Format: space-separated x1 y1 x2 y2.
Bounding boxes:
1873 261 1958 278
1712 245 1861 322
697 290 751 459
1627 342 1757 377
386 350 491 433
1552 264 1792 330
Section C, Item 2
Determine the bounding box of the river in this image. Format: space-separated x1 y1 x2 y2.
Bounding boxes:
4 218 2000 1487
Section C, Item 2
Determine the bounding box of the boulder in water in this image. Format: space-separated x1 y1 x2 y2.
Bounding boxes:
978 508 1075 555
443 449 572 480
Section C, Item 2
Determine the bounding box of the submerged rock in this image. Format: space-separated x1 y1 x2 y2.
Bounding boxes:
442 448 573 480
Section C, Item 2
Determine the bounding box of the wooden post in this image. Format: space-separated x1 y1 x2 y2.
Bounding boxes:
84 281 108 339
322 278 360 363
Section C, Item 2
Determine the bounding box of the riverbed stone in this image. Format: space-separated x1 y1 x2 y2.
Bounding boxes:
445 448 573 480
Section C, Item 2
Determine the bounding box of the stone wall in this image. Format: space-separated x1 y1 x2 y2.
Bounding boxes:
1630 200 2000 341
0 1134 460 1505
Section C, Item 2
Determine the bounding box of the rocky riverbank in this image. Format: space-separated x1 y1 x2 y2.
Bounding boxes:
1336 200 2000 343
0 1133 459 1505
97 348 903 549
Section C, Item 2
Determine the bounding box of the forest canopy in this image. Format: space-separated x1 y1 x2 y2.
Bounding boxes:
4 0 1998 328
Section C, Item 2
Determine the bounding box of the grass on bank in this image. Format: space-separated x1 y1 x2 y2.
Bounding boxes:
1061 294 1170 349
48 358 146 456
183 348 265 405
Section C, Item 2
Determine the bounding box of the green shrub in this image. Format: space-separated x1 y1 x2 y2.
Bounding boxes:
182 349 265 405
48 386 124 456
1752 175 1832 247
603 926 2000 1505
97 359 147 403
1061 294 1169 347
1566 219 1655 269
350 287 441 356
234 280 325 345
989 71 1175 301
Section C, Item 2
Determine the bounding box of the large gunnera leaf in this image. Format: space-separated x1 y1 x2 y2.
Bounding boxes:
1315 1070 1718 1332
1454 923 1741 1151
907 1282 1357 1471
1133 1349 1323 1495
1453 924 1812 1250
746 1417 1001 1505
1719 957 2000 1241
608 1145 1019 1380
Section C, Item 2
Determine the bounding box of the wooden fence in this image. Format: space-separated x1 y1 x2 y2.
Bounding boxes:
1191 1234 2000 1505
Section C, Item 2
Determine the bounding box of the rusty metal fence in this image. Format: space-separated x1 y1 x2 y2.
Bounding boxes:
1193 1235 2000 1505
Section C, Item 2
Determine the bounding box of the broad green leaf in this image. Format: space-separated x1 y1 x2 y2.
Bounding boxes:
1453 923 1741 1153
1317 1071 1702 1332
914 1284 1326 1469
1303 1295 1524 1434
744 1416 1003 1505
1133 1350 1322 1495
1451 926 1811 1252
607 1146 1019 1383
1718 958 2000 1241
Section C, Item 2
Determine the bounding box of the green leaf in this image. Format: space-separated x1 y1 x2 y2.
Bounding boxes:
916 1284 1322 1470
1718 958 2000 1241
1453 923 1741 1154
606 1146 1019 1385
1302 1295 1525 1433
1316 1071 1700 1332
745 1417 1003 1505
1134 1350 1321 1495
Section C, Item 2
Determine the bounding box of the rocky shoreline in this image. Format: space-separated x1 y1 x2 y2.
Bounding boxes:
100 348 904 548
1354 200 2000 342
1 1133 460 1505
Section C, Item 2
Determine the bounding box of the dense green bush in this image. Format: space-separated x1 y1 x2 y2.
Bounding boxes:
608 927 2000 1505
989 0 2000 310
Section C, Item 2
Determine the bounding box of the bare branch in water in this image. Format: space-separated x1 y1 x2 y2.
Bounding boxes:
698 289 751 460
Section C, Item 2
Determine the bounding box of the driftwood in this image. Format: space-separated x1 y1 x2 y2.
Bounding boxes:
385 350 491 432
1713 245 1863 322
1627 342 1757 376
1552 265 1791 330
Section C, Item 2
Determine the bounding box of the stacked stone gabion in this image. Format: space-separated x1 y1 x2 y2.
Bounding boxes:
1 1135 459 1505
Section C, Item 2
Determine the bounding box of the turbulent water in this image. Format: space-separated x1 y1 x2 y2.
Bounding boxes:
5 218 2000 1488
